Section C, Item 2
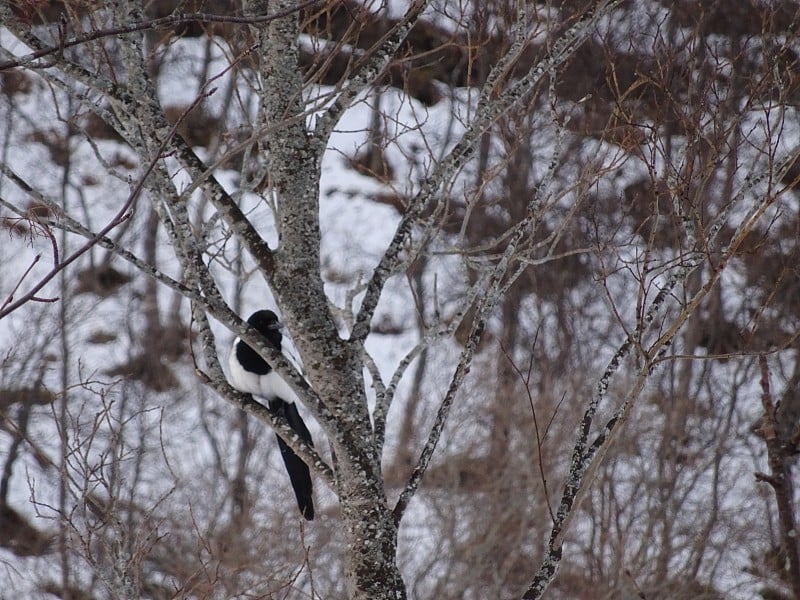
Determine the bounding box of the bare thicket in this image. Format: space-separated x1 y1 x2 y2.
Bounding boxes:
1 1 799 599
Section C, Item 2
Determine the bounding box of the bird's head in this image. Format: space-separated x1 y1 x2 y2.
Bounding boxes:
247 310 283 346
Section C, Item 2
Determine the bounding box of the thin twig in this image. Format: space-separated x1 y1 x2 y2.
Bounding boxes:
0 1 321 71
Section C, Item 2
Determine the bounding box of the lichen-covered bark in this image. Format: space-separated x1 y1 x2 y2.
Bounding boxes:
246 1 406 597
4 1 800 598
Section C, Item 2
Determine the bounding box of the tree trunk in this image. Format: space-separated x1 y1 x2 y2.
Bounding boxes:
248 1 407 596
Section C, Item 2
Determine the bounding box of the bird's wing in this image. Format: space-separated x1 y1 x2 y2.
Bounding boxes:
269 399 315 520
283 400 314 446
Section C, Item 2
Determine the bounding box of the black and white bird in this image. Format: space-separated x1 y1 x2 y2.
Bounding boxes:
228 310 314 521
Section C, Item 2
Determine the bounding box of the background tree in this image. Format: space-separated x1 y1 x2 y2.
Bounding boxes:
1 1 799 599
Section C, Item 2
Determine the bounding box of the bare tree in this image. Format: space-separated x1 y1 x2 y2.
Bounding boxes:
1 1 799 599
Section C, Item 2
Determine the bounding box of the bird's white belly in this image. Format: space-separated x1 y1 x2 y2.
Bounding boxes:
228 345 300 403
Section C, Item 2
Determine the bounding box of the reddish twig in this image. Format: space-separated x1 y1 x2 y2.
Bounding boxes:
756 355 800 600
0 0 321 71
500 335 557 524
0 87 212 320
0 254 57 312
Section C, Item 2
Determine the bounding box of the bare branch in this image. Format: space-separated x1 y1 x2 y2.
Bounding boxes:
313 0 429 142
0 0 321 71
351 0 624 344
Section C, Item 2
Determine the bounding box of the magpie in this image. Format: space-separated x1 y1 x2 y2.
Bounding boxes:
228 310 314 521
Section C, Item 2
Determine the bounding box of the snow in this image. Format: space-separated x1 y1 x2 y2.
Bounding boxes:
1 4 798 599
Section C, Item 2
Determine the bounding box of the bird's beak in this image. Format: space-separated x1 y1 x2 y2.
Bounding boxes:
270 322 284 331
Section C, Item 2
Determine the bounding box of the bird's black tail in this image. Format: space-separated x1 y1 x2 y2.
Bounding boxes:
269 399 315 521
